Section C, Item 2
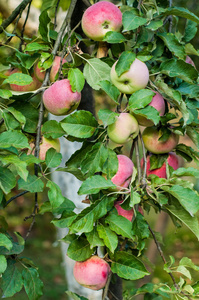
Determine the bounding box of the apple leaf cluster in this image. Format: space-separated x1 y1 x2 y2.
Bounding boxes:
0 0 199 299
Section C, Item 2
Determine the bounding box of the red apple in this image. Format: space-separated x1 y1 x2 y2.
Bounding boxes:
8 69 41 92
107 112 139 144
142 126 179 154
111 154 134 189
141 152 179 179
110 58 149 94
34 56 67 82
135 91 165 127
81 1 122 41
73 255 111 290
42 79 81 116
29 136 60 160
114 200 143 221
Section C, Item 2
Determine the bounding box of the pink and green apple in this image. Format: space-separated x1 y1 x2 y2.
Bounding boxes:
114 200 143 221
8 69 41 92
29 136 60 160
111 154 134 189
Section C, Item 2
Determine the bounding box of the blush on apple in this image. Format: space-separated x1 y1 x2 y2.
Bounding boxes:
110 58 149 94
73 255 111 290
114 200 143 221
107 112 139 145
111 154 134 189
142 126 179 154
81 1 122 41
8 69 41 92
42 79 81 116
29 136 60 160
141 152 179 179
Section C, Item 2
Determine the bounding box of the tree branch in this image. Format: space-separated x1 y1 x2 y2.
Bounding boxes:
5 191 29 207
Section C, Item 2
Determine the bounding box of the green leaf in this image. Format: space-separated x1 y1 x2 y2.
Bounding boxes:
163 7 199 24
149 154 168 170
133 106 161 126
45 148 62 168
78 175 116 195
68 68 85 92
56 166 85 181
111 251 149 280
132 212 150 240
25 42 50 52
3 73 33 86
185 43 199 56
173 167 199 178
22 268 43 300
85 228 104 249
0 130 30 149
18 174 44 193
130 190 141 207
0 233 13 250
61 110 98 138
4 107 26 126
115 51 136 77
162 185 199 215
102 148 118 179
0 89 12 99
46 181 65 209
80 143 108 177
51 212 77 228
83 58 111 90
42 120 65 139
122 10 147 32
97 109 118 127
39 9 51 42
0 255 7 274
183 20 198 43
165 204 199 240
177 82 199 98
1 260 23 298
97 224 118 253
103 31 126 43
66 291 89 300
99 81 120 104
160 59 198 83
70 196 115 234
157 33 185 59
128 89 155 110
179 257 199 272
39 197 75 215
105 211 134 239
0 166 16 194
0 155 28 181
67 236 94 261
66 142 93 169
146 20 163 31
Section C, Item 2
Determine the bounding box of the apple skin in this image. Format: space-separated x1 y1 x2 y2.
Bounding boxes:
141 152 179 179
73 255 111 291
135 91 165 127
42 79 81 116
8 69 41 92
29 136 60 160
186 56 196 68
34 56 67 82
111 154 134 189
142 126 179 154
107 113 139 144
110 58 149 94
114 200 143 221
81 1 122 41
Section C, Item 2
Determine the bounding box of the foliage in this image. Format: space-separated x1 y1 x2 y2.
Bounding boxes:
0 0 199 299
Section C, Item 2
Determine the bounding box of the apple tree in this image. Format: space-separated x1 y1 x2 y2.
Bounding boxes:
0 0 199 299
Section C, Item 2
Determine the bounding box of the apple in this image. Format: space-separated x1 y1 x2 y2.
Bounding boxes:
114 200 143 221
81 1 122 41
107 112 139 144
135 91 165 127
141 152 179 179
73 255 111 290
34 56 67 82
142 126 179 154
186 56 196 68
42 79 81 116
7 69 41 92
29 136 60 160
110 58 149 94
111 154 134 189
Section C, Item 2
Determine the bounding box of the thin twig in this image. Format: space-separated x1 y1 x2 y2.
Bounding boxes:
54 0 61 30
102 271 112 300
19 0 33 51
81 0 92 7
5 191 29 207
139 131 147 187
134 137 141 184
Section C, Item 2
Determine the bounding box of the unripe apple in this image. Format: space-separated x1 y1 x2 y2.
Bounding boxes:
73 255 111 290
110 58 149 94
111 154 134 189
141 152 179 179
114 200 143 221
135 91 165 127
81 1 122 41
34 56 67 82
42 79 81 116
29 136 60 160
107 112 139 144
142 127 179 154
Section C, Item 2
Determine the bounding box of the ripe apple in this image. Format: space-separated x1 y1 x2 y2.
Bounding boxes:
110 58 149 94
135 91 165 127
142 126 179 154
107 112 139 144
8 69 41 92
111 154 134 189
81 1 122 41
29 136 60 160
34 56 67 82
114 200 143 221
73 255 111 290
42 79 81 116
141 152 179 179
